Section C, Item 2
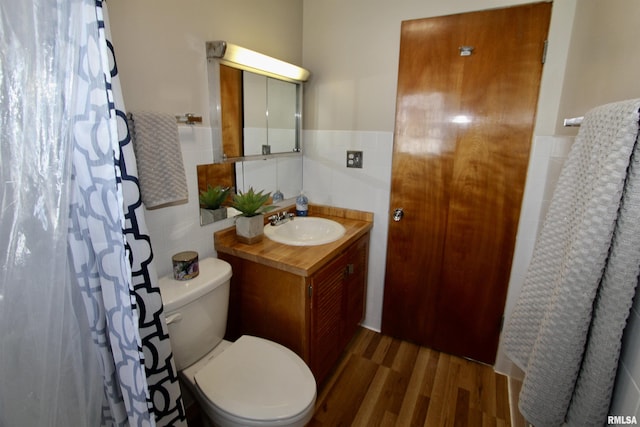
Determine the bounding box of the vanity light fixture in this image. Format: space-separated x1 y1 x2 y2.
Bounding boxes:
206 41 310 83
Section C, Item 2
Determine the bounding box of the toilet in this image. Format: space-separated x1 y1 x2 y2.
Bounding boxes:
158 257 316 427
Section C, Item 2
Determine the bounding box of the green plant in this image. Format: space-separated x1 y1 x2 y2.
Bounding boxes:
232 187 276 217
199 185 231 210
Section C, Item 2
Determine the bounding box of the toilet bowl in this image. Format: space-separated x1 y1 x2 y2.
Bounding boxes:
158 257 316 427
183 336 316 427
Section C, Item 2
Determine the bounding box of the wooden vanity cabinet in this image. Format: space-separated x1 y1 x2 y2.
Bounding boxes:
221 233 369 384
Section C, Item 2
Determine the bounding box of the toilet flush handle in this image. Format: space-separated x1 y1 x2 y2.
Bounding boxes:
165 312 183 325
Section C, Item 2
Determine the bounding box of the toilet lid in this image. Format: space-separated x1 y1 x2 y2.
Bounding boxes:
194 335 316 422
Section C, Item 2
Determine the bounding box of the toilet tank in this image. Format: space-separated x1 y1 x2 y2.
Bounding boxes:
158 257 232 370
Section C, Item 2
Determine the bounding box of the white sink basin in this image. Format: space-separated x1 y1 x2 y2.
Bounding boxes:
264 217 346 246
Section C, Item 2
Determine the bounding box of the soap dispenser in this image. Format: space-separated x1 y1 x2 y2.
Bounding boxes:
272 189 284 203
296 192 308 216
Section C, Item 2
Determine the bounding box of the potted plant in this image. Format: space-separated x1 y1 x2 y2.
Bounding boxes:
232 187 276 244
199 185 231 223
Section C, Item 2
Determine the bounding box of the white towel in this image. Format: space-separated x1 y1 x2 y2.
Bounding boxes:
128 111 188 209
503 99 640 426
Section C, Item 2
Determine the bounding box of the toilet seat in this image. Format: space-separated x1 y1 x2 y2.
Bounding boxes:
194 335 316 425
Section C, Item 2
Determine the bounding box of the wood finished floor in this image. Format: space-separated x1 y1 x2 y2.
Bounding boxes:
185 327 523 427
310 327 516 427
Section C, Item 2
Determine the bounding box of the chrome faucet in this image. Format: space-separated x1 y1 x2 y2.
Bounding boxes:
268 211 295 226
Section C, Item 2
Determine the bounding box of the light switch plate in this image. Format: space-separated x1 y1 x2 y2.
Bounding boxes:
347 150 363 168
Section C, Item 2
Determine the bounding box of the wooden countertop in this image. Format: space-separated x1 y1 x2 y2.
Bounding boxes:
214 205 373 277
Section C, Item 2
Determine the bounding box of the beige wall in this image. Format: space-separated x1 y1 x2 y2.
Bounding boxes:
556 0 640 134
107 0 302 123
107 0 640 140
301 0 576 133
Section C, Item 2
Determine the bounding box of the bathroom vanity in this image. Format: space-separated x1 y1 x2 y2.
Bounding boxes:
214 205 373 384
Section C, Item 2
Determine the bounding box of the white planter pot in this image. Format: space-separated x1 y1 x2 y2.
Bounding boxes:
235 214 265 244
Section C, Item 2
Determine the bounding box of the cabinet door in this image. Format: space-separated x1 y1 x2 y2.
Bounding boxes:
309 234 370 383
220 254 309 359
342 235 369 349
309 251 347 383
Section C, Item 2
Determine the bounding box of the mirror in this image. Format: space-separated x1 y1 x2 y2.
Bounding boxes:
198 41 309 225
197 157 303 226
206 41 309 163
243 73 299 156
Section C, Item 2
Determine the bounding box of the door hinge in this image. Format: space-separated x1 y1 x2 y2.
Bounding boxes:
308 285 313 298
542 39 548 64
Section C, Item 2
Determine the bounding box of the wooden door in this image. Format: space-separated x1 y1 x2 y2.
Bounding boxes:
381 3 551 364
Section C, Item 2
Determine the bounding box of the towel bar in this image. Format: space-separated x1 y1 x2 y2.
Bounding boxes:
176 113 202 125
563 116 583 127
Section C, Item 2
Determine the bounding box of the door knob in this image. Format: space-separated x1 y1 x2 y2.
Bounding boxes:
393 208 404 222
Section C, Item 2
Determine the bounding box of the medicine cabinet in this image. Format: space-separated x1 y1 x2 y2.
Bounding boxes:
206 41 310 163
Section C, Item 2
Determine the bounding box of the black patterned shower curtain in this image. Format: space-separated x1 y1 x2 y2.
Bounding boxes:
105 3 187 426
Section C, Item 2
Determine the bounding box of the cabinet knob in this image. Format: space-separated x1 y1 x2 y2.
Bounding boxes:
344 263 355 278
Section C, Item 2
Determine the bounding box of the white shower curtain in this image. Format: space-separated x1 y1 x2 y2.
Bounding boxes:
1 1 105 425
0 0 183 426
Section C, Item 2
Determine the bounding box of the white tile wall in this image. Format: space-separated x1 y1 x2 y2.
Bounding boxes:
303 129 394 330
496 135 574 377
144 126 237 279
238 155 302 200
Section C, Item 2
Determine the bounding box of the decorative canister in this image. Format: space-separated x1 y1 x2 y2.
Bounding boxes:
172 251 199 280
